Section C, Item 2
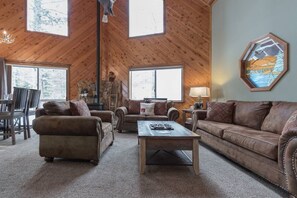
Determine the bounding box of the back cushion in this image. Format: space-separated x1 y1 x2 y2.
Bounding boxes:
205 102 234 123
43 101 71 115
261 102 297 134
128 100 142 114
150 100 168 115
70 100 91 116
233 101 271 130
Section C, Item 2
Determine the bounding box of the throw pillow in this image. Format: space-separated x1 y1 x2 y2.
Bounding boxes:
70 100 91 116
140 103 155 116
282 110 297 134
128 100 141 114
205 102 234 123
43 101 72 115
153 101 167 115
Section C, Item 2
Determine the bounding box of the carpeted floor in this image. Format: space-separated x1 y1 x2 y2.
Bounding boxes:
0 132 289 198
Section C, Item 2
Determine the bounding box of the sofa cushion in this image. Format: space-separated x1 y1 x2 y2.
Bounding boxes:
145 115 168 121
128 100 142 114
198 120 235 138
140 103 155 116
43 101 71 115
233 101 271 130
205 102 234 123
153 101 167 115
148 99 173 114
125 115 146 123
70 100 91 116
101 122 113 139
223 128 280 160
261 102 297 134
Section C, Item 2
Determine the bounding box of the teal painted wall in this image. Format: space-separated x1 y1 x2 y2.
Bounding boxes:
212 0 297 101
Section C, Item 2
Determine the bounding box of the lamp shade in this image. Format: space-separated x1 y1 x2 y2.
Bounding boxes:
189 87 210 97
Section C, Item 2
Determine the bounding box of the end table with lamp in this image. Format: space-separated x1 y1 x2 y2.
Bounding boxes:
189 87 210 110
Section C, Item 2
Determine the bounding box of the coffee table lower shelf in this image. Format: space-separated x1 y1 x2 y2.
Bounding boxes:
139 137 199 175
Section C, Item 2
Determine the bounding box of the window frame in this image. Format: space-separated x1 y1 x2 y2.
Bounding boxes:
128 0 166 38
129 65 184 102
7 63 70 101
25 0 70 37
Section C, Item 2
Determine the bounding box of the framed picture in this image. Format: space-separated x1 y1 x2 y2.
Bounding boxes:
240 33 288 91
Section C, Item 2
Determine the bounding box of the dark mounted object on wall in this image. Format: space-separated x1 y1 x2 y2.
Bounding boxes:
98 0 116 23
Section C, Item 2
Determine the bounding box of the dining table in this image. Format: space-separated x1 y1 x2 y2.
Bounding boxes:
0 99 13 112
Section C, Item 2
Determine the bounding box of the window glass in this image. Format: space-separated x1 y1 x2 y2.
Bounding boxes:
39 68 67 100
11 65 68 100
12 67 38 89
129 66 183 101
129 0 164 37
130 70 155 100
156 69 182 100
27 0 68 36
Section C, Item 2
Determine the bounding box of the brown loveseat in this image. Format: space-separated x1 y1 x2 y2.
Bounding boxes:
115 99 179 132
192 101 297 196
33 101 115 165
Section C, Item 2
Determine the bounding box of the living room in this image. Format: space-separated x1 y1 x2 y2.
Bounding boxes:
0 0 296 197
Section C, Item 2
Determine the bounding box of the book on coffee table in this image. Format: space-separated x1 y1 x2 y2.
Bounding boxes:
149 123 174 130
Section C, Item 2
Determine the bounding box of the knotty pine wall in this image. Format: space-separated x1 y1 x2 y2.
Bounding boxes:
0 0 212 113
101 0 212 113
0 0 97 99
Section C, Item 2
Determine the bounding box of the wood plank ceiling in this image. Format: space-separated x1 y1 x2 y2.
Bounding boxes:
101 0 212 112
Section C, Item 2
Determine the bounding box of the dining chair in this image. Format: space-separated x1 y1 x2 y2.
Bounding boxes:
0 87 29 144
25 89 41 138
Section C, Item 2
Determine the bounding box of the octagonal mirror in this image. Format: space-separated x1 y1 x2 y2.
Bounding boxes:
240 33 288 91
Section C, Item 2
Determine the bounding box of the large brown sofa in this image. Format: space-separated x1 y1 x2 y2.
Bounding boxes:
115 99 179 132
192 101 297 196
33 101 115 165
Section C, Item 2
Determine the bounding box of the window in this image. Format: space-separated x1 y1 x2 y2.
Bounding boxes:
129 66 183 101
10 65 68 100
27 0 69 36
129 0 164 37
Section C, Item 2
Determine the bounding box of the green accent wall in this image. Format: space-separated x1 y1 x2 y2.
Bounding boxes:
212 0 297 101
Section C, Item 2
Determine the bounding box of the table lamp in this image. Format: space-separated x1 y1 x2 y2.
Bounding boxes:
189 87 210 109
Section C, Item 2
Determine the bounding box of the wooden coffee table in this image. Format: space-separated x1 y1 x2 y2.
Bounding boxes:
137 121 201 175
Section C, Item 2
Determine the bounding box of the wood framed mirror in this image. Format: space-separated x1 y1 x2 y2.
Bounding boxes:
240 33 288 92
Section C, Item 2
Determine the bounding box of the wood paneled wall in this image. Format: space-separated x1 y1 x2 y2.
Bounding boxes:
101 0 212 113
0 0 212 114
0 0 97 99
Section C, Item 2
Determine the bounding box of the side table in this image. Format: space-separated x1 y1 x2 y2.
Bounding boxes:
182 108 194 130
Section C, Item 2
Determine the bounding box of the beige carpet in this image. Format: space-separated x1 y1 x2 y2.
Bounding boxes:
0 132 288 198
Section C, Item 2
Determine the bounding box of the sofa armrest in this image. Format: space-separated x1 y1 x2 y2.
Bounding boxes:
115 107 128 131
167 107 179 121
279 127 297 196
91 110 115 123
33 116 102 137
192 110 207 131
